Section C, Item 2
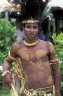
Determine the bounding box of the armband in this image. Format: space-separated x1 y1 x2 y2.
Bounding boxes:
50 58 59 65
8 51 16 60
2 70 11 77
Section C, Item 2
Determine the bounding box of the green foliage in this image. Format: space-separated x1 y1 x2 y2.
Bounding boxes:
52 32 63 63
0 18 16 64
52 32 63 92
0 72 2 81
52 32 63 61
52 32 63 46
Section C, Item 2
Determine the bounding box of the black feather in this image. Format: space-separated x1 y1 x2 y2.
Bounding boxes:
20 0 46 22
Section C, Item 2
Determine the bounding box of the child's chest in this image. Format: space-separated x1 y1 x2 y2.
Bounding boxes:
18 46 48 62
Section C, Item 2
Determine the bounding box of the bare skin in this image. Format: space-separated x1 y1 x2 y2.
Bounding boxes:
3 23 61 96
12 40 54 89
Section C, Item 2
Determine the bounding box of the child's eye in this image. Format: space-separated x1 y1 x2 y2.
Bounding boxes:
26 25 31 29
33 26 38 29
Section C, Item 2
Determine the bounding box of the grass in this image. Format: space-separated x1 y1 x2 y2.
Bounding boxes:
0 85 10 96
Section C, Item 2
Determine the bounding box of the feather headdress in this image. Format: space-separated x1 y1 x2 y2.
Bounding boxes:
20 0 44 23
